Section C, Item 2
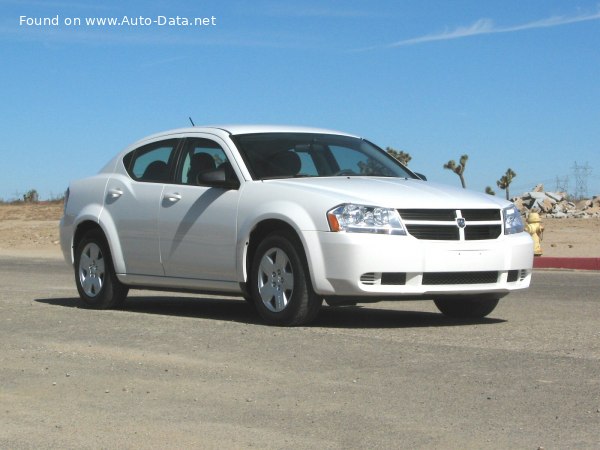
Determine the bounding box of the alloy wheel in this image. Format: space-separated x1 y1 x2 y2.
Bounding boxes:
257 247 294 313
78 242 105 298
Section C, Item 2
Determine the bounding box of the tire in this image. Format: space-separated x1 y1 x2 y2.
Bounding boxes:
249 232 322 326
433 296 499 319
74 229 128 309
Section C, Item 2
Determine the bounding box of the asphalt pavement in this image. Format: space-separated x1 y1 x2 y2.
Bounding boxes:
1 256 599 449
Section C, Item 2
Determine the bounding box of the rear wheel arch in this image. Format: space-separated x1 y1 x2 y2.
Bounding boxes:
73 221 103 259
73 217 126 274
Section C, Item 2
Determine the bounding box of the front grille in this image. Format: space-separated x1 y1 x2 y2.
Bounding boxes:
461 209 501 221
405 225 459 240
422 271 499 285
399 208 502 241
397 209 456 221
465 225 501 240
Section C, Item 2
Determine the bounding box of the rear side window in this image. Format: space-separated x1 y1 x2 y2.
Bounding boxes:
123 139 179 183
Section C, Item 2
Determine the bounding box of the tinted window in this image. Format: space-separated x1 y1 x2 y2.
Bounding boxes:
125 139 179 183
178 138 235 185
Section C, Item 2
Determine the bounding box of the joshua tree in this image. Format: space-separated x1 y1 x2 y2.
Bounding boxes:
485 186 496 195
443 154 468 188
386 147 412 166
23 189 39 203
497 168 517 200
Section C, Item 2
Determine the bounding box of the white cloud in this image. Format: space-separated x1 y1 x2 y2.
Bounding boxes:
360 9 600 51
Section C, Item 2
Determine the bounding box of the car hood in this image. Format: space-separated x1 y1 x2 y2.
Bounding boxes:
263 177 510 210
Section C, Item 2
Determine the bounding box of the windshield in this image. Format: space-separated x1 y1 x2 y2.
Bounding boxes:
231 133 417 180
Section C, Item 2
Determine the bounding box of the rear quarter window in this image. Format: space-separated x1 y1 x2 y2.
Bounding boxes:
123 139 179 183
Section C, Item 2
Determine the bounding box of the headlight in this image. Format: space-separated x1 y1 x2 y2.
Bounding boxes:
327 203 406 235
503 204 524 235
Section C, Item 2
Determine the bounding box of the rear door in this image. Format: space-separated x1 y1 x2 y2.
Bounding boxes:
104 138 181 276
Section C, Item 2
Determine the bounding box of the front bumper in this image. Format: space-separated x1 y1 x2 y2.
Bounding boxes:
302 230 534 298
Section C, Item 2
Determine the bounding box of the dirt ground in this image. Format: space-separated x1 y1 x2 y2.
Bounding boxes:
0 202 65 258
0 202 599 258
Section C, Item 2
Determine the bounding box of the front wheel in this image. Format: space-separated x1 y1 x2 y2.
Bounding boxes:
249 232 322 326
433 296 500 319
74 229 128 309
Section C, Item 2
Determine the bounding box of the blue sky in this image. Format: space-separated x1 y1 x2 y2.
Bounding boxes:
1 0 599 200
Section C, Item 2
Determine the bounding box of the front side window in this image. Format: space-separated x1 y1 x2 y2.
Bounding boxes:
231 133 416 180
177 138 235 185
124 139 179 183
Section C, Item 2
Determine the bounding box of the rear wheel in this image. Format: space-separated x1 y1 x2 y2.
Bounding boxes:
434 296 499 319
74 229 128 309
250 232 322 326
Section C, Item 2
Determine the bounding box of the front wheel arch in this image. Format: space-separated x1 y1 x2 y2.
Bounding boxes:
246 220 303 281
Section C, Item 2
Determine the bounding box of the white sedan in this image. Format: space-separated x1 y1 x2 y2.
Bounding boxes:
60 125 533 325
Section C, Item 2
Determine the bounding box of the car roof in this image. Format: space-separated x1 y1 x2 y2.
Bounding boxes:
210 124 358 137
139 125 359 143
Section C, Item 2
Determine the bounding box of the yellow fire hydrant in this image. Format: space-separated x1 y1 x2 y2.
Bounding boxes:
525 212 544 256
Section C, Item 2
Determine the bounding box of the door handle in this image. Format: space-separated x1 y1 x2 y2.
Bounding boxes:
107 188 123 198
164 193 182 202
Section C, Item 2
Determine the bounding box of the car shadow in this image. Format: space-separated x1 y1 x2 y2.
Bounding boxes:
314 305 505 328
36 296 263 325
35 296 505 329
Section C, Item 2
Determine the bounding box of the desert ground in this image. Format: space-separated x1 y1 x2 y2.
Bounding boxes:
0 202 598 259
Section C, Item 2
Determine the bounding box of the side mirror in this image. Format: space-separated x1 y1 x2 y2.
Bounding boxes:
197 165 240 190
415 172 427 181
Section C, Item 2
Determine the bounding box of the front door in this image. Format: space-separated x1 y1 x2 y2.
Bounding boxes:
158 137 239 283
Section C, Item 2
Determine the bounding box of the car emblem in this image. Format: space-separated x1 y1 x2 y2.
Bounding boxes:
456 218 466 228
